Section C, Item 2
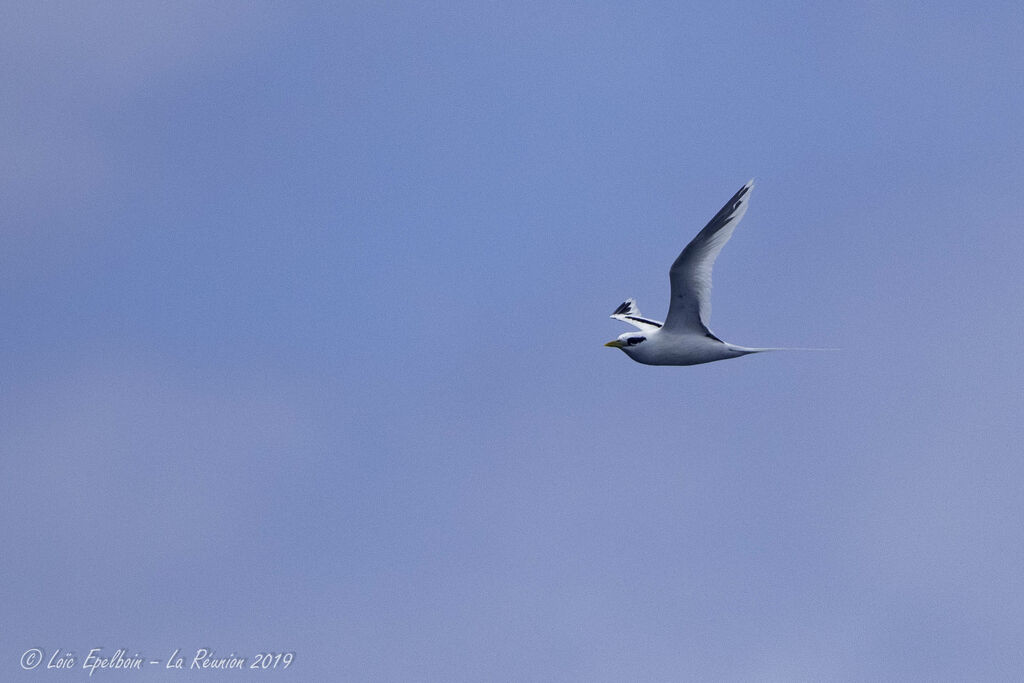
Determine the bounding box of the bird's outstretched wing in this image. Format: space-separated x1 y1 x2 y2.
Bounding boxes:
610 298 663 332
662 180 754 336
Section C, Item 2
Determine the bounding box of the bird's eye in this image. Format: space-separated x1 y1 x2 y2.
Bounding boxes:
626 336 646 346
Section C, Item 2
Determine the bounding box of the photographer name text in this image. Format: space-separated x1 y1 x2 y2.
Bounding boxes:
20 647 294 675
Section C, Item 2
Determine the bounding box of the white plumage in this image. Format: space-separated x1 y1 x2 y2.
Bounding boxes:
605 180 828 366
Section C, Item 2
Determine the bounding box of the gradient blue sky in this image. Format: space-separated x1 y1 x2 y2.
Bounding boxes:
3 2 1024 680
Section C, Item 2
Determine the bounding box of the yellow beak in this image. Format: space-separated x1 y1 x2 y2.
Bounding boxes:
604 340 624 348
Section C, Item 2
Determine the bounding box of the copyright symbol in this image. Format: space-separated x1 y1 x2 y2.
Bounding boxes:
21 648 43 669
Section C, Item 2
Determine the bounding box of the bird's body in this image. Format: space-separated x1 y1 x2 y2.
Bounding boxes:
614 329 756 366
605 295 763 366
606 180 823 366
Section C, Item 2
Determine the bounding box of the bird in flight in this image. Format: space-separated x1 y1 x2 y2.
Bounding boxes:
605 180 826 366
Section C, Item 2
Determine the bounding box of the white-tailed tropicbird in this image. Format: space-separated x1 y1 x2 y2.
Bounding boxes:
605 180 826 366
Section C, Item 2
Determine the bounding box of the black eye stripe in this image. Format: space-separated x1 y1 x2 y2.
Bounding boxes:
626 337 646 346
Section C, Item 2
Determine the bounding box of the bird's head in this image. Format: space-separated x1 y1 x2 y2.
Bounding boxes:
604 333 647 352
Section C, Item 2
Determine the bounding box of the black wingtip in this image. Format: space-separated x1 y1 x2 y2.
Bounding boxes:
716 179 755 221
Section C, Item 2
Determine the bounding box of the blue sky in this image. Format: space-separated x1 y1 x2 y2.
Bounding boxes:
3 2 1023 680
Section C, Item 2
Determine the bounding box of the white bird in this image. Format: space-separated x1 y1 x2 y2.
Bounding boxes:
605 180 825 366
